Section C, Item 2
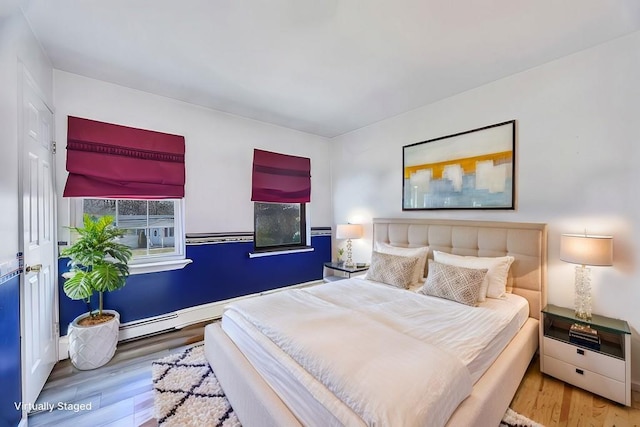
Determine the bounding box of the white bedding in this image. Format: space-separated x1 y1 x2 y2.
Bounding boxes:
223 278 529 427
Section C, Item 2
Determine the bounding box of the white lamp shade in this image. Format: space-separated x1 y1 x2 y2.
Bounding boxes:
560 234 613 266
335 224 363 240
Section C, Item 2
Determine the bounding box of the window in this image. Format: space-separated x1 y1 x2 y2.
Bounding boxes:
254 202 307 251
77 198 185 265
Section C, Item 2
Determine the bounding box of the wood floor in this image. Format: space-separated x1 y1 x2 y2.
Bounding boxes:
29 323 639 427
511 355 640 427
28 322 207 427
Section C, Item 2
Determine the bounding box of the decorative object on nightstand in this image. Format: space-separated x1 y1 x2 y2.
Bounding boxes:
541 304 631 406
335 223 363 268
323 262 369 282
560 233 613 320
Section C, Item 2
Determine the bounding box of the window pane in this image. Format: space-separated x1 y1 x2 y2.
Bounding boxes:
147 201 175 255
83 199 116 219
116 200 149 257
255 202 302 248
80 198 181 262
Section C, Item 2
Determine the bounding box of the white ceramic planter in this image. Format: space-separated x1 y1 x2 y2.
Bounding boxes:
67 309 120 370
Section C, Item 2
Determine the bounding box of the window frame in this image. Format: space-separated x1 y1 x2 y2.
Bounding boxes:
251 202 312 256
70 198 190 273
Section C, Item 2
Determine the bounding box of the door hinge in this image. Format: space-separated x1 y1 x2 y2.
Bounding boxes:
52 141 57 154
54 322 59 335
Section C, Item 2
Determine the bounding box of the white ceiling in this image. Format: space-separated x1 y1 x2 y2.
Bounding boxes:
21 0 640 137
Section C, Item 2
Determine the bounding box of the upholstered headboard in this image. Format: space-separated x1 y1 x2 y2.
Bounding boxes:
372 218 547 319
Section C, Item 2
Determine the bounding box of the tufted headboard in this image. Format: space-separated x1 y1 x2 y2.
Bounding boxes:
372 218 547 319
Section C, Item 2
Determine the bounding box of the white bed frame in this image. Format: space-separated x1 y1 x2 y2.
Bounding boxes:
205 218 547 427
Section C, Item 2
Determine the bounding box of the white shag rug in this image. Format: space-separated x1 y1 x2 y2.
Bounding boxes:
153 345 543 427
152 345 240 427
500 408 545 427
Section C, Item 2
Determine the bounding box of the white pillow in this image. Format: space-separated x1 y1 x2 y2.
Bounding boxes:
433 251 514 299
374 242 429 286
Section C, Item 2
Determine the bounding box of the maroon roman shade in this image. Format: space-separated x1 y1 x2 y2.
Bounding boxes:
251 149 311 203
63 116 185 199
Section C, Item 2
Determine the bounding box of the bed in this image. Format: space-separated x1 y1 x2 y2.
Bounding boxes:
204 218 547 426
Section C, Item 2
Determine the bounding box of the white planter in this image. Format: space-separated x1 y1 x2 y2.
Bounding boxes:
67 310 120 370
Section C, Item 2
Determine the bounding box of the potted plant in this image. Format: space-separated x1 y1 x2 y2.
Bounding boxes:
337 248 345 265
61 214 132 370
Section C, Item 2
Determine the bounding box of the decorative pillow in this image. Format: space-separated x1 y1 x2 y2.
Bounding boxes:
374 242 429 286
433 251 514 300
419 260 488 306
365 251 420 289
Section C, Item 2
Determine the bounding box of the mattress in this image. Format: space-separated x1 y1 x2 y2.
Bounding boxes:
221 278 529 426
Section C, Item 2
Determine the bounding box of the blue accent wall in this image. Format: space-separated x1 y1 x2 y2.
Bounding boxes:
58 234 331 331
0 276 21 427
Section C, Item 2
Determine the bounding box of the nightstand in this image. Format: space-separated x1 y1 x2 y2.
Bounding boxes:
540 304 631 406
323 262 369 282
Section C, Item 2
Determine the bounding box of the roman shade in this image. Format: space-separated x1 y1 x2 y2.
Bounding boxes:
63 116 185 199
251 149 311 203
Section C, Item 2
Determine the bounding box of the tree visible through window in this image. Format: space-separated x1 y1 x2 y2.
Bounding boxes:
254 202 306 250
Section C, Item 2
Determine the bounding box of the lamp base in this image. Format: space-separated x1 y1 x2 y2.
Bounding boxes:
344 238 355 268
574 265 592 321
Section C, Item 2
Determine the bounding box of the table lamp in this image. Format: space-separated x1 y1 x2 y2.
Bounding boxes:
560 234 613 320
336 224 363 268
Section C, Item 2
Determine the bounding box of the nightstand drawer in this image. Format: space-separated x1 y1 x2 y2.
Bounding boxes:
543 355 626 404
543 337 625 382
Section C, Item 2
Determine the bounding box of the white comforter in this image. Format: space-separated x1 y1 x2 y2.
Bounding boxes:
226 279 515 427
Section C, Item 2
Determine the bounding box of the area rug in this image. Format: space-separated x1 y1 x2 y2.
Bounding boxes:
152 345 240 426
153 345 543 427
500 408 544 427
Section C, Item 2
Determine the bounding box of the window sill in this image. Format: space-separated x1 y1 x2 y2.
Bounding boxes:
248 247 314 258
129 258 193 275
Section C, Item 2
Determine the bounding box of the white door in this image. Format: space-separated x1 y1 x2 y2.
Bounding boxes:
20 67 58 406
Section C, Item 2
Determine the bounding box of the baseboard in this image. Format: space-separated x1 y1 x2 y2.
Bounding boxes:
58 279 321 360
632 380 640 392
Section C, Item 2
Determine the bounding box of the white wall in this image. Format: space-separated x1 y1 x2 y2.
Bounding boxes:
53 71 332 240
0 12 53 263
331 31 640 385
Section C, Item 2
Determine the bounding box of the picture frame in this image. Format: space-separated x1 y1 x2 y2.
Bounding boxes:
402 120 516 210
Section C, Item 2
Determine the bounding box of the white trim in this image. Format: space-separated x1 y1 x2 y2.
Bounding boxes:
18 417 28 427
632 379 640 392
129 258 193 275
305 204 311 246
57 279 322 360
58 335 69 360
248 247 314 258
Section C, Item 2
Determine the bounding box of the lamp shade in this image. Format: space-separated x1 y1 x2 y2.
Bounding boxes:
560 234 613 266
335 224 363 240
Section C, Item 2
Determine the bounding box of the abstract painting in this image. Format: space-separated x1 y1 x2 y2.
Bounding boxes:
402 120 515 210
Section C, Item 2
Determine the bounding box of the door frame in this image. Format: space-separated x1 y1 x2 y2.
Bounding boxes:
17 61 58 421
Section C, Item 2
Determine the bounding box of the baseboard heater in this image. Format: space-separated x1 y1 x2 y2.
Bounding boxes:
58 279 321 360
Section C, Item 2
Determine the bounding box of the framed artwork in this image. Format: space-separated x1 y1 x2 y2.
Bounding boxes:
402 120 515 210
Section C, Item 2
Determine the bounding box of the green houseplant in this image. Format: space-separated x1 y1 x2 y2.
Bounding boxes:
61 214 132 370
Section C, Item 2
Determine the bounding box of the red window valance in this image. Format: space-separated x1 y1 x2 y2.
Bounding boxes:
63 116 185 199
251 149 311 203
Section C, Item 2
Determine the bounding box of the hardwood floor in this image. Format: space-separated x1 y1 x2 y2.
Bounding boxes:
510 355 640 427
28 322 207 427
29 323 639 427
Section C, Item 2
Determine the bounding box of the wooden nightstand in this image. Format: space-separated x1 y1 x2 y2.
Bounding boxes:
323 262 369 282
540 304 631 406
